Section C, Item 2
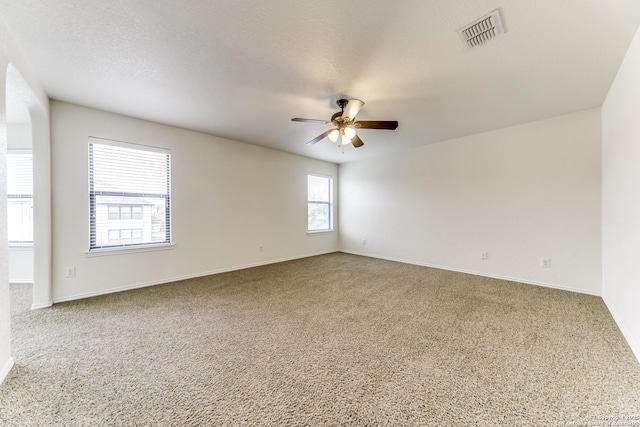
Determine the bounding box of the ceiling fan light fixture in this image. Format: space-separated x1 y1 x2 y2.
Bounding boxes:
328 129 340 143
344 126 356 140
328 127 356 144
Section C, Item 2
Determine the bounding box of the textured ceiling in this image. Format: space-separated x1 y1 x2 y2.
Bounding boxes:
2 0 640 163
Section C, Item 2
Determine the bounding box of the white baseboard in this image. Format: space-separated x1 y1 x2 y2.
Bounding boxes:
53 250 339 304
602 295 640 364
0 357 15 385
340 250 601 296
31 301 53 310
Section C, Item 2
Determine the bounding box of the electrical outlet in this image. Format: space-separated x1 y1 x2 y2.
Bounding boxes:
481 252 488 260
259 245 263 252
541 258 552 268
362 239 367 245
65 266 76 278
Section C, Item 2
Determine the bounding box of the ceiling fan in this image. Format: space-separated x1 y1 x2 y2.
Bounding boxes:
292 98 398 148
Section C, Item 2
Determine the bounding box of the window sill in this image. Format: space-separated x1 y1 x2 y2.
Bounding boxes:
307 230 335 235
85 243 174 257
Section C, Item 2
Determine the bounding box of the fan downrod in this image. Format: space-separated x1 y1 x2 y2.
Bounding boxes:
336 99 349 110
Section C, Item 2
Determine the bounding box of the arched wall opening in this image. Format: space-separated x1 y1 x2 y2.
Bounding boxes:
6 64 51 309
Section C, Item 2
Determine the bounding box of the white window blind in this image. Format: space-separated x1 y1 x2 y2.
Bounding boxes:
307 175 333 232
89 137 171 250
7 151 33 244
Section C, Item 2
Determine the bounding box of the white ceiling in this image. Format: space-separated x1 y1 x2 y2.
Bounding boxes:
2 0 640 163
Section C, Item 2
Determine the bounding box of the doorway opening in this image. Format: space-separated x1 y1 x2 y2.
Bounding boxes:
7 93 33 287
6 64 51 310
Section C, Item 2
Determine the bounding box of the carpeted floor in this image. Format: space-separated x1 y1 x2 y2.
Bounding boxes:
1 253 639 426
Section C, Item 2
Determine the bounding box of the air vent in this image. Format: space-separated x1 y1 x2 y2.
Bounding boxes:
457 9 505 48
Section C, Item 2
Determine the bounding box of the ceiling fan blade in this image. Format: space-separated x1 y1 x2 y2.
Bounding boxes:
354 120 398 130
306 129 334 145
292 118 329 124
351 134 364 148
341 99 364 121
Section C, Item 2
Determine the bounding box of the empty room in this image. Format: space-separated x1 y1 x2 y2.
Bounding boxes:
1 0 640 425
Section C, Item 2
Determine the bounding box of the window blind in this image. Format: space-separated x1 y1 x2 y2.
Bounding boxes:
307 175 333 232
7 151 33 244
89 137 171 250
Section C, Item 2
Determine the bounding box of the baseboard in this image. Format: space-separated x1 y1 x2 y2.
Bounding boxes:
0 357 15 385
602 295 640 364
340 250 601 296
52 250 339 304
31 301 53 310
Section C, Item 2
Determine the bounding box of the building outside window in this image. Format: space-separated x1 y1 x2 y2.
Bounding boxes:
108 205 144 220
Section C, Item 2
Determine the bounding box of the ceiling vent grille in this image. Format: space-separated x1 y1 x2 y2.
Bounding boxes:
457 9 505 48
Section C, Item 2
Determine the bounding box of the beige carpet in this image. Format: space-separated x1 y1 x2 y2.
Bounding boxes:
1 253 639 426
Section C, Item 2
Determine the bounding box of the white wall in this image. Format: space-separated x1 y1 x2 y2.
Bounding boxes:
50 101 338 302
7 123 31 149
340 109 602 295
8 123 34 284
602 26 640 362
8 248 32 284
0 22 51 384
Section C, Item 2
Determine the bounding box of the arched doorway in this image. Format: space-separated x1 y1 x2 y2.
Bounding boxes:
6 65 51 309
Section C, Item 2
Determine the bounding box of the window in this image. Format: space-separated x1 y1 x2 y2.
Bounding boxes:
107 205 144 220
108 229 120 244
120 206 132 220
307 175 333 232
108 206 120 220
89 137 171 250
132 206 143 219
7 151 33 244
106 228 144 245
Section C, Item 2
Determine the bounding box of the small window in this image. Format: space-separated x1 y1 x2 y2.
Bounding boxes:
89 137 171 250
108 206 120 220
120 206 132 220
121 229 132 244
132 206 143 219
108 229 120 244
132 228 143 243
7 151 34 244
307 175 333 232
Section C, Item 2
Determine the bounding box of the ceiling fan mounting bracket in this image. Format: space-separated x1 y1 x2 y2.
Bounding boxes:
336 99 349 110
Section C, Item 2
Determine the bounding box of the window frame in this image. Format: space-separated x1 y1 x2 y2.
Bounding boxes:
307 174 334 233
88 137 172 253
